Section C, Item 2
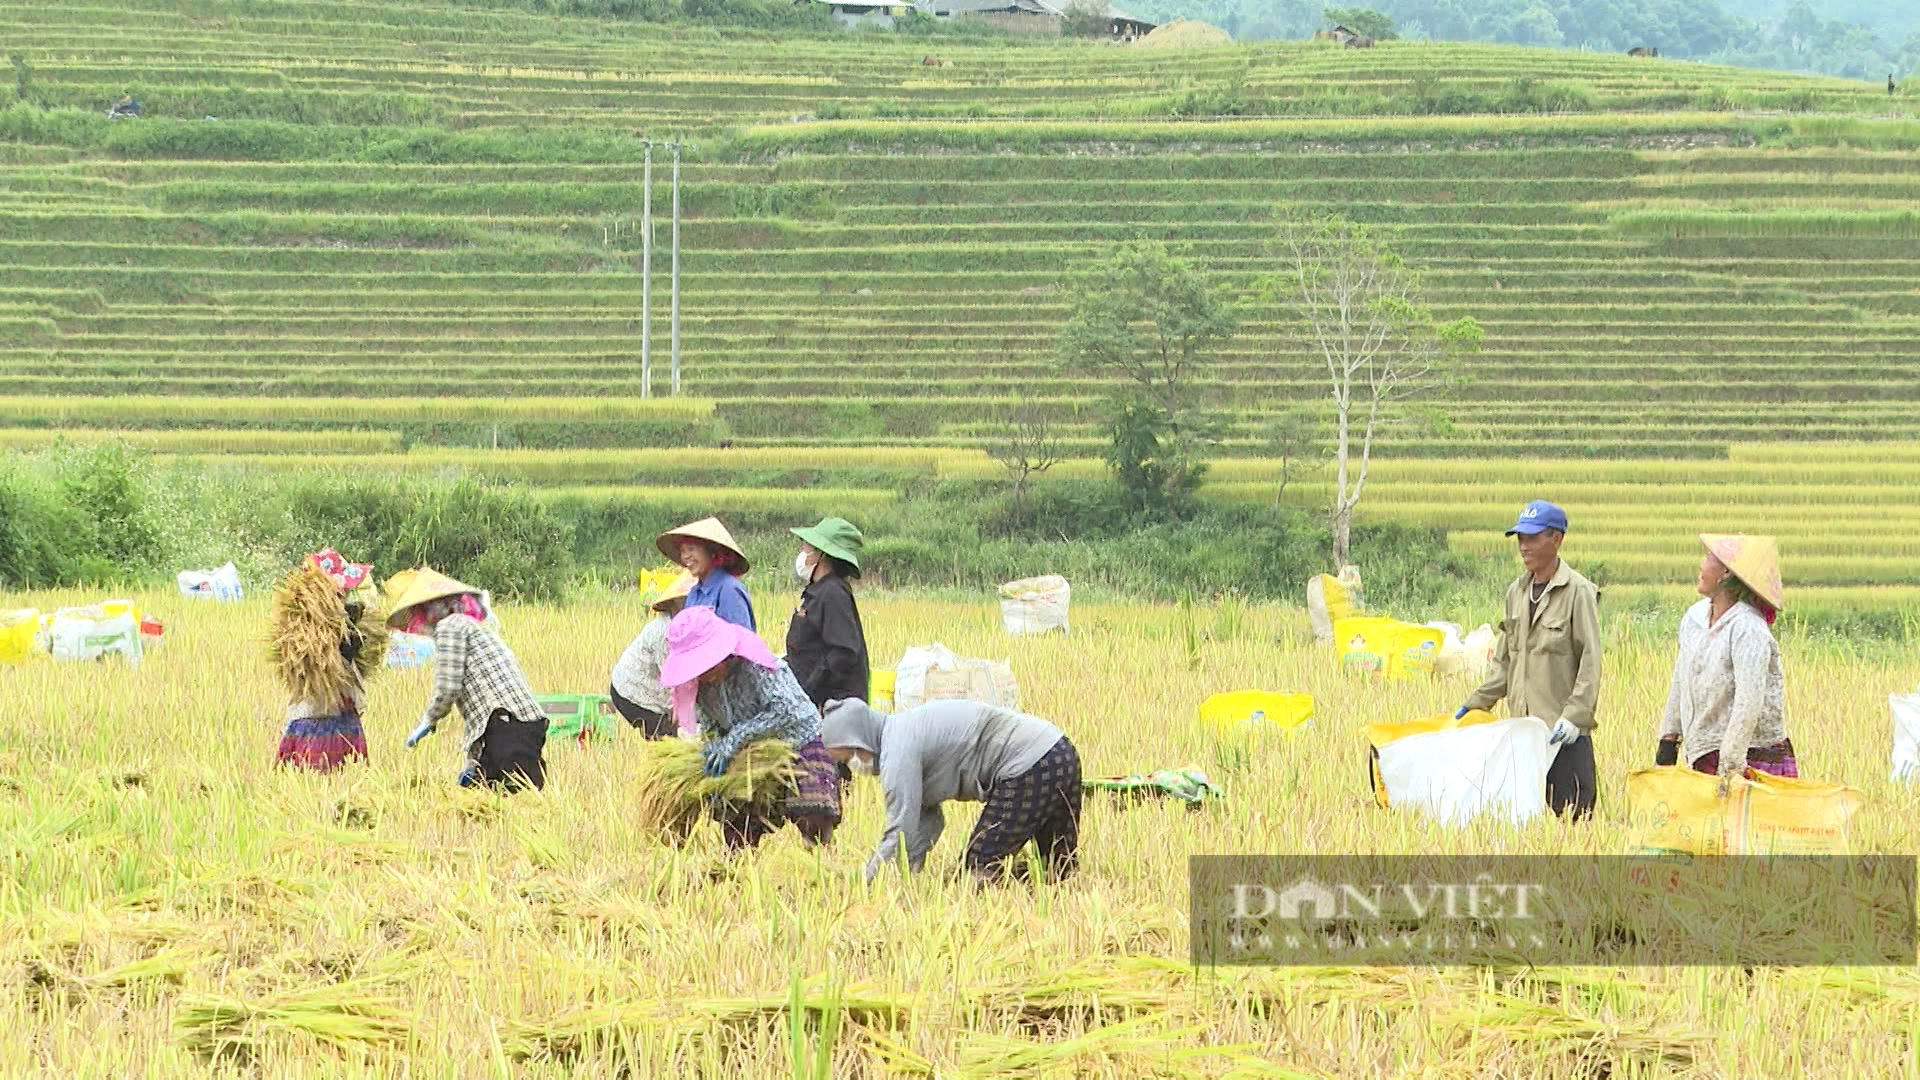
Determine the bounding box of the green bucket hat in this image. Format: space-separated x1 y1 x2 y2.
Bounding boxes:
791 517 864 577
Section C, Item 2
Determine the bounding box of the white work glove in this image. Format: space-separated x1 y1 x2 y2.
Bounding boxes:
1546 718 1580 746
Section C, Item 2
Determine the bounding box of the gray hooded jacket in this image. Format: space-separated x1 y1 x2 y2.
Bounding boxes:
822 698 1063 880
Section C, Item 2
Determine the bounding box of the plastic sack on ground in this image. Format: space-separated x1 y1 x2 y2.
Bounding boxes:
893 644 1019 712
1627 765 1863 863
869 668 896 712
1457 624 1497 680
999 575 1070 636
1892 692 1920 783
49 605 143 667
0 608 38 663
1374 715 1554 827
1198 690 1314 737
1306 567 1363 644
386 633 434 669
177 562 243 601
1335 617 1442 681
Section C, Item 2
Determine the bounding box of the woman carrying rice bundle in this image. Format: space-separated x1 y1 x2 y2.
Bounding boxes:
271 548 386 773
1656 534 1796 794
657 516 757 632
660 606 841 848
392 568 549 794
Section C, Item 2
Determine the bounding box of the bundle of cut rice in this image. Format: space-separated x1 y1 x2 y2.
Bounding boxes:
268 563 389 708
633 738 800 831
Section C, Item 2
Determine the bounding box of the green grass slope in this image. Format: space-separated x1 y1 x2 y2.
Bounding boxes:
2 0 1918 594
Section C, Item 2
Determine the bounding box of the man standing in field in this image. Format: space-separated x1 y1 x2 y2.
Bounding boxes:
1458 500 1602 820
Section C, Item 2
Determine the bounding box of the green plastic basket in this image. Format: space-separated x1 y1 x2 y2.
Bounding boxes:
536 694 619 745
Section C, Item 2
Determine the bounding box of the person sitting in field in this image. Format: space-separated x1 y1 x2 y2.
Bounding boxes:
393 568 549 794
657 516 756 631
822 697 1083 886
1656 534 1795 793
609 571 694 739
271 549 385 773
660 606 841 849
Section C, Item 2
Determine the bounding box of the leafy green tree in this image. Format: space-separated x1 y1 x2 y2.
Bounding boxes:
1057 240 1236 515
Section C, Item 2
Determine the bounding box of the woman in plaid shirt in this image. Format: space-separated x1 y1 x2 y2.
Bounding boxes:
391 569 549 794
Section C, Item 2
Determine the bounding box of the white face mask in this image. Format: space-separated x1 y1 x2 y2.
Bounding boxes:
794 551 814 583
849 755 875 776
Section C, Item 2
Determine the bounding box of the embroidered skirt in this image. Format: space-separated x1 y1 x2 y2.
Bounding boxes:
713 737 842 848
277 712 368 772
1691 738 1799 779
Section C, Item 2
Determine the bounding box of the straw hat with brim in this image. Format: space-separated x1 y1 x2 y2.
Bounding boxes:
1701 534 1784 610
383 567 484 629
649 571 697 612
656 516 751 574
791 517 864 576
659 606 778 689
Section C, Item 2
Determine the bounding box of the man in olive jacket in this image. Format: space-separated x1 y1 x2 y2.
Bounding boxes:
1460 500 1603 820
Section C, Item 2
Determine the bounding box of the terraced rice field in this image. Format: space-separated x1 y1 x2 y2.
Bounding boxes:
2 0 1918 598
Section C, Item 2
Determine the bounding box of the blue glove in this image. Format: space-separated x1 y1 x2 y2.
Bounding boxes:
406 718 435 748
702 743 733 778
457 764 480 787
1454 705 1470 720
1547 718 1580 746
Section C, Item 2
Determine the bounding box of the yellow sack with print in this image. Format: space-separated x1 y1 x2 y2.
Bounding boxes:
1627 766 1863 864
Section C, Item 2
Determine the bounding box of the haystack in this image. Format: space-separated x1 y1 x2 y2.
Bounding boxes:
269 563 388 708
1135 19 1230 48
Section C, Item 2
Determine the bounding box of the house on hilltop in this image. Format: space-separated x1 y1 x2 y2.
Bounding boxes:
927 0 1156 39
802 0 913 28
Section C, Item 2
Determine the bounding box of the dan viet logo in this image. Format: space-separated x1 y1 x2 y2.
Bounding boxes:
1222 874 1551 955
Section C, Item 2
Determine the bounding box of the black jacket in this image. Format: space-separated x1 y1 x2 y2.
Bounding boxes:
786 572 870 709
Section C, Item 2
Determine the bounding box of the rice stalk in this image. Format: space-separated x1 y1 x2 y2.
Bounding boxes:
174 977 413 1056
632 738 801 832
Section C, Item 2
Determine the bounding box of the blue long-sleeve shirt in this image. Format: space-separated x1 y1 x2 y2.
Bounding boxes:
687 569 755 631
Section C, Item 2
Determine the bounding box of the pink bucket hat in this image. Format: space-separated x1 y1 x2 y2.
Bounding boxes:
660 606 779 735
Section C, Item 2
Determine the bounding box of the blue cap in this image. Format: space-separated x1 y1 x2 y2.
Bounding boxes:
1505 500 1568 537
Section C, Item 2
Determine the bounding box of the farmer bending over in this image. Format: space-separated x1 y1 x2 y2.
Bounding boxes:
822 698 1083 885
393 569 549 794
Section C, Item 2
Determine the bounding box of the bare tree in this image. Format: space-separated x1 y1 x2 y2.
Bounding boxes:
1266 214 1482 565
987 402 1064 522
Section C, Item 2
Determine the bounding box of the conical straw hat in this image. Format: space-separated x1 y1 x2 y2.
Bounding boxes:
383 566 484 629
648 570 697 611
656 516 750 573
1700 534 1784 610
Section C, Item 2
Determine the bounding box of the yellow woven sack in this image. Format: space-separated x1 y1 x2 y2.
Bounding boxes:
1364 708 1499 808
1627 766 1863 864
1387 623 1445 681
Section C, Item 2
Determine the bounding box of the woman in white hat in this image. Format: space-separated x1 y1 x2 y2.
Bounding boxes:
1656 534 1795 794
657 516 756 632
392 568 550 794
609 571 695 739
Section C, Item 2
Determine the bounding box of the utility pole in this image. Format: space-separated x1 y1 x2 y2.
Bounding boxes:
670 136 682 396
640 139 653 399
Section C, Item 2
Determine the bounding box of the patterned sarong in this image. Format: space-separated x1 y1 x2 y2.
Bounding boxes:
713 737 842 849
965 736 1082 882
277 712 368 772
1692 738 1799 779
